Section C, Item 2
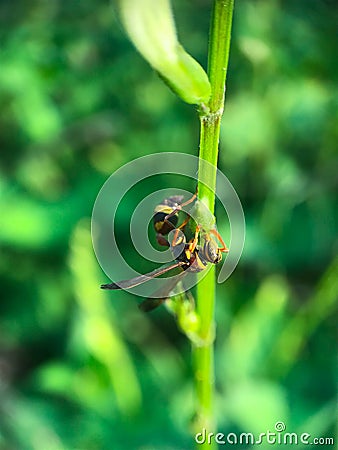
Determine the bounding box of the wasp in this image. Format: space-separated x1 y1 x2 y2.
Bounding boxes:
101 220 228 311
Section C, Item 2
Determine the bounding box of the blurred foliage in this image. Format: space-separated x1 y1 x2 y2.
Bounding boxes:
0 0 337 449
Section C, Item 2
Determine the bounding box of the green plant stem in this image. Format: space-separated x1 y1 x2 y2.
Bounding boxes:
193 0 234 445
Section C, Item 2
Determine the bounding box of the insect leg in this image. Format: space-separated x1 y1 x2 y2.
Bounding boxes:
164 190 197 222
188 225 201 253
209 229 229 253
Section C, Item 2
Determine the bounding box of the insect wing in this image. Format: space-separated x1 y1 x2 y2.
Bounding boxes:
101 261 186 290
139 270 188 312
138 298 164 312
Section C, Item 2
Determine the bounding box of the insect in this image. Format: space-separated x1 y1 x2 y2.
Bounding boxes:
101 221 228 311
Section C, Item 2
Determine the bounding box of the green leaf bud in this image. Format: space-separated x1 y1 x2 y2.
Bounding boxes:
117 0 211 105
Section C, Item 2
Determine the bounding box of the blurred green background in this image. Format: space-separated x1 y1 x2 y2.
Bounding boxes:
0 0 337 449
